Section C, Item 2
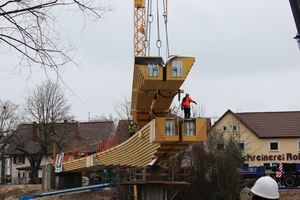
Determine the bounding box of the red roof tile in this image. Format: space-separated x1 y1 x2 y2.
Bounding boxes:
232 110 300 138
7 121 115 155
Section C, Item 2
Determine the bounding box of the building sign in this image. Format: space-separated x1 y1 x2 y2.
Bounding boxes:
246 153 300 162
55 153 64 173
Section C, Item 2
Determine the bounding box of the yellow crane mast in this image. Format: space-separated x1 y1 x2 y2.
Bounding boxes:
134 0 146 56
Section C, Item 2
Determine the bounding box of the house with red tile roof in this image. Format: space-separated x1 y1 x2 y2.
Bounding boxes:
5 121 117 184
208 109 300 167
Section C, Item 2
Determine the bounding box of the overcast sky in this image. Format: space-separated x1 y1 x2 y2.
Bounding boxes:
1 0 299 122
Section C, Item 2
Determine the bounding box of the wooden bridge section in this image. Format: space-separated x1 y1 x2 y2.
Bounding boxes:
56 54 205 173
58 118 209 173
131 56 195 126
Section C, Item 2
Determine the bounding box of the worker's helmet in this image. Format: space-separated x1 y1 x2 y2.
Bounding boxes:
251 176 279 199
186 92 190 96
130 122 134 124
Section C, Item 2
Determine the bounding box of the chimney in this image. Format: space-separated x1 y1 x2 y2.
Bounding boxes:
32 122 37 142
75 121 80 140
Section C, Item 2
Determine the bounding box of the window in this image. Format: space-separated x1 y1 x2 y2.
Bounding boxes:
14 155 25 164
232 125 238 131
18 172 25 178
17 156 23 164
269 141 279 151
166 121 175 135
171 60 182 77
263 163 271 167
242 163 249 167
263 163 278 172
222 126 227 132
216 142 224 151
147 63 159 77
185 122 195 136
237 141 245 151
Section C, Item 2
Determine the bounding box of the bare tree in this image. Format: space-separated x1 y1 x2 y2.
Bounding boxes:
199 128 244 200
191 102 207 118
114 95 132 121
169 103 182 117
23 80 74 123
11 80 74 183
0 0 115 78
0 99 19 184
170 101 207 119
0 100 19 149
89 113 115 125
171 125 244 200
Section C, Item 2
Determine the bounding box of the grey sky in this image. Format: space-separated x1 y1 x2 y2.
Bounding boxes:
1 0 299 122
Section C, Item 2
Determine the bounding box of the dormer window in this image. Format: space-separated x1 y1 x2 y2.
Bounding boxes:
166 121 175 135
171 60 182 77
148 63 159 77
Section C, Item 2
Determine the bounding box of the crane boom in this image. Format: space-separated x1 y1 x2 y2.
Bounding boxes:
289 0 300 49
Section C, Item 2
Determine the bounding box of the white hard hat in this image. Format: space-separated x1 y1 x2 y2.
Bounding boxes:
251 176 279 199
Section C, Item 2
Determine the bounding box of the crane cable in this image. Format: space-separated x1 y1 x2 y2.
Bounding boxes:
145 0 170 58
156 0 162 56
146 0 153 56
163 0 170 58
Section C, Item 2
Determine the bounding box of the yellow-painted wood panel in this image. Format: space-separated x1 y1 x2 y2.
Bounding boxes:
181 118 208 142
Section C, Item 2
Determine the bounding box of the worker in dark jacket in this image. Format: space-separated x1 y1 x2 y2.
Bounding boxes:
128 121 137 137
181 93 197 119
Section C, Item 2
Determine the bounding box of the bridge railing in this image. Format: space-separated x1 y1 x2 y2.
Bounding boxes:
60 134 119 164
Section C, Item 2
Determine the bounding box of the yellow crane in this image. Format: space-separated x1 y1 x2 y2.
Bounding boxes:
134 0 146 56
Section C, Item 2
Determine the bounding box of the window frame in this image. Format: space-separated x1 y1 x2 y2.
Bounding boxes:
165 121 175 135
147 63 159 77
185 121 195 136
221 126 227 132
269 140 279 152
14 155 25 165
237 140 245 152
232 125 238 132
242 163 249 167
171 60 183 77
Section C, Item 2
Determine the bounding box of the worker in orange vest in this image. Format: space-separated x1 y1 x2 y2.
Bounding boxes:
181 93 197 119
